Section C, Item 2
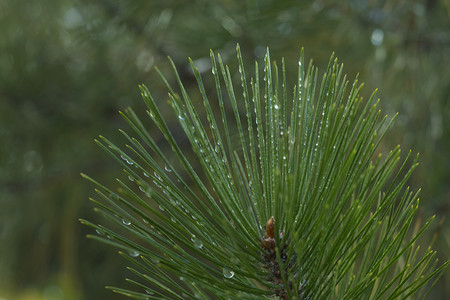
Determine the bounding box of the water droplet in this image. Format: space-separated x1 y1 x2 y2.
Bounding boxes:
223 268 235 279
23 150 43 173
143 218 149 224
143 172 150 177
164 165 172 172
370 28 384 46
153 180 162 188
159 205 165 211
151 258 160 264
122 219 131 226
121 155 133 165
274 104 279 110
191 236 203 249
129 250 139 257
178 115 185 121
95 229 103 236
145 289 154 295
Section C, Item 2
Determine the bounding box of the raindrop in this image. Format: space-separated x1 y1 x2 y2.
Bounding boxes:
274 104 279 110
223 268 235 279
143 172 150 177
129 250 140 257
159 205 165 211
143 218 149 224
95 229 103 236
123 155 133 165
122 219 131 226
23 150 44 173
178 115 185 121
153 180 162 188
151 258 160 264
164 165 172 172
370 29 384 46
191 236 203 249
145 289 154 295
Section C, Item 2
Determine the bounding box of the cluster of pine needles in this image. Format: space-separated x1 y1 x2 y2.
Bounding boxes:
81 45 448 299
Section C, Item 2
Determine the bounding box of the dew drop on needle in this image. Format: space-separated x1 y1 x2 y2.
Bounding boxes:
223 268 235 279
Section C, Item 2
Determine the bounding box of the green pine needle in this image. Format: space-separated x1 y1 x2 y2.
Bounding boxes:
82 45 449 299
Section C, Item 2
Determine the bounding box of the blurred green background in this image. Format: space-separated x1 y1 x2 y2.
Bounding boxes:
1 0 449 299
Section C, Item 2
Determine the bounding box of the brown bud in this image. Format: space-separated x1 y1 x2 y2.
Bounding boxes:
262 216 276 250
266 216 275 239
263 237 275 249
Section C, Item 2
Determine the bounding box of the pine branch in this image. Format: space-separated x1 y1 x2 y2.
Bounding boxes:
81 44 449 299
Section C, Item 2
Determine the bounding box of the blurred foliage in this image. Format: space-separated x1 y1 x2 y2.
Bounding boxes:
0 0 449 299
